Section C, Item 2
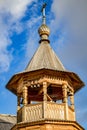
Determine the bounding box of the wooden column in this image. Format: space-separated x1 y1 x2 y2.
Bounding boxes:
22 85 28 122
23 86 28 106
70 91 75 110
17 94 21 111
43 82 47 118
62 84 68 120
43 82 47 102
70 91 76 121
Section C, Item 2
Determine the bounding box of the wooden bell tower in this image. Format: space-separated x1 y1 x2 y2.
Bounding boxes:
6 3 84 130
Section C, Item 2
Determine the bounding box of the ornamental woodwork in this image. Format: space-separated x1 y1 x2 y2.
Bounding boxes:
17 102 76 123
23 86 28 106
70 92 75 110
43 82 47 102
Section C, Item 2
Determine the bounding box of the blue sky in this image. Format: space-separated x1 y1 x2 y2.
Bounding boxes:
0 0 87 129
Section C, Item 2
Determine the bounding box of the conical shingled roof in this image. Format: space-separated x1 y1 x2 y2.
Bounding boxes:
25 4 65 72
25 41 65 72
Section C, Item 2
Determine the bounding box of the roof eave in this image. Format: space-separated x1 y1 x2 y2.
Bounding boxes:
6 68 85 95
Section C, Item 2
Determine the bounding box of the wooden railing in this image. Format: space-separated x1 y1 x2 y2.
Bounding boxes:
17 102 75 123
68 106 75 121
26 103 42 122
46 102 64 120
17 107 22 123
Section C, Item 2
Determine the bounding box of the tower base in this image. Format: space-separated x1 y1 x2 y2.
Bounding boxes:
11 120 84 130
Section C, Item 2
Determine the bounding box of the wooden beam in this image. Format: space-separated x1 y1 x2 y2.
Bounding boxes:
46 94 53 101
38 87 43 95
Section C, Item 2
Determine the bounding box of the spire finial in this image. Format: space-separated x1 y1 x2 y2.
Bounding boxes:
41 3 47 24
38 3 50 43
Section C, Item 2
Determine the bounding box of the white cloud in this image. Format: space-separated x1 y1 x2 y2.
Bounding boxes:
27 16 41 29
24 16 41 63
51 0 87 128
0 15 12 72
51 0 87 68
0 0 34 20
0 0 35 73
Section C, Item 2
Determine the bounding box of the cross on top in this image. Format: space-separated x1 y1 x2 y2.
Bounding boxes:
41 3 47 16
41 3 47 24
